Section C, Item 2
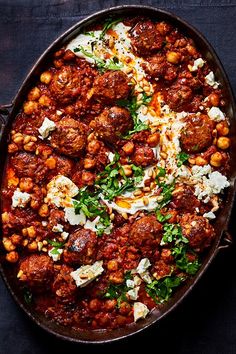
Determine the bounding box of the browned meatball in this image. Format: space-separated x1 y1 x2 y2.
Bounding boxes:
130 215 162 247
143 54 178 81
52 154 74 177
130 21 164 56
180 213 215 252
11 152 48 183
93 70 131 104
49 66 81 104
63 228 97 265
50 117 87 157
152 260 172 279
164 83 193 111
52 265 77 303
48 209 66 230
18 254 54 290
90 106 133 144
131 145 155 167
172 184 200 213
180 115 213 153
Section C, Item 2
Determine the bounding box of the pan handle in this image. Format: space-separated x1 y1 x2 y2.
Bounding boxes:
217 230 233 252
0 103 12 138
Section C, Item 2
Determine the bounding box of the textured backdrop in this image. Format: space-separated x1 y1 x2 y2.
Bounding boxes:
0 1 236 353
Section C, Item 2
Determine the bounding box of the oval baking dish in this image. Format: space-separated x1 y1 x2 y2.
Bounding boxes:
0 5 236 344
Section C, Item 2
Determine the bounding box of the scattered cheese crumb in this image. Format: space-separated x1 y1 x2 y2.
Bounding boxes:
188 58 205 72
12 189 31 208
52 223 64 233
127 287 140 301
46 175 79 208
205 71 219 89
38 117 56 139
203 211 216 219
208 107 225 122
133 302 149 322
64 207 86 226
61 231 69 240
70 261 104 287
48 248 63 262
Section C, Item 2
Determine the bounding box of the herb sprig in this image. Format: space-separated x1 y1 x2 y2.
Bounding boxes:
146 275 185 304
104 271 132 307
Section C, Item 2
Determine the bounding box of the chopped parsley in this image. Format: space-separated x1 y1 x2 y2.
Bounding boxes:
156 210 172 223
146 275 185 304
47 239 65 248
158 181 175 209
176 152 190 167
160 223 189 246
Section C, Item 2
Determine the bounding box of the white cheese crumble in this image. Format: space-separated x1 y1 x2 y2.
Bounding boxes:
194 171 230 203
64 207 86 226
12 189 31 208
38 117 56 139
127 287 140 301
84 216 113 235
205 71 219 89
188 58 205 72
203 211 216 219
133 302 149 322
61 231 69 240
46 175 79 208
136 258 151 274
48 248 63 262
52 223 64 233
208 107 225 122
70 261 104 287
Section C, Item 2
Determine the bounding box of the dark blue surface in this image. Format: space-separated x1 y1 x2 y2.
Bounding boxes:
0 1 236 353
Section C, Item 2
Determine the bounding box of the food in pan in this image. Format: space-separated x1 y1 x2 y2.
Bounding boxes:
1 16 231 330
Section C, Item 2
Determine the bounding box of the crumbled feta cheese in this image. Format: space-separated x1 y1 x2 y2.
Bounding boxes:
136 258 151 274
42 221 48 227
61 231 69 240
38 117 56 139
208 107 225 122
52 223 64 233
46 175 79 208
12 189 31 208
133 302 149 322
205 71 219 89
48 248 63 262
84 216 113 235
127 287 140 301
70 261 104 287
139 271 152 284
64 208 86 226
194 171 230 203
188 58 205 72
203 211 216 219
191 164 212 179
126 279 135 288
107 152 115 163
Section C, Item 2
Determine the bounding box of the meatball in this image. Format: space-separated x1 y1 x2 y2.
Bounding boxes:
52 154 74 177
49 66 81 104
52 265 77 303
48 209 65 230
152 260 172 279
180 115 213 153
131 146 155 167
18 254 54 290
50 117 87 157
63 228 97 265
11 152 48 183
143 54 178 81
90 106 133 144
130 21 164 56
130 215 162 247
93 70 131 104
164 83 193 111
172 184 200 213
180 213 215 252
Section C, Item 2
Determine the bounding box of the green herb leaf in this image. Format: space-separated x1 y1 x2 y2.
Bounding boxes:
160 223 189 246
156 167 166 179
176 152 190 167
47 239 65 248
174 249 200 275
104 271 132 307
146 276 185 304
157 181 175 209
156 210 172 223
99 17 123 39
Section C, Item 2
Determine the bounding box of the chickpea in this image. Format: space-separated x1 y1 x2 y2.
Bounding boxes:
87 140 101 155
28 87 41 101
10 234 22 246
24 141 36 152
45 157 56 169
89 299 102 311
107 259 119 271
216 122 229 136
109 271 124 284
6 251 19 263
122 141 134 156
104 299 117 312
121 165 133 177
81 171 95 186
195 156 208 166
166 51 181 64
210 152 223 167
1 212 9 223
38 95 51 107
27 226 36 238
54 59 64 68
119 302 131 315
217 137 230 150
28 241 38 252
38 204 49 217
147 132 160 147
3 237 16 252
23 101 38 115
19 177 33 192
8 143 18 153
208 93 220 107
84 158 96 170
40 71 52 84
186 44 198 56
